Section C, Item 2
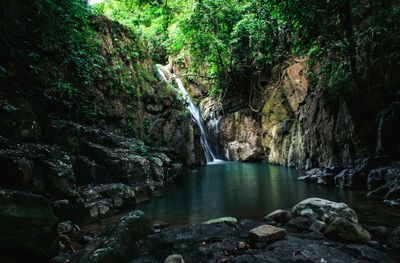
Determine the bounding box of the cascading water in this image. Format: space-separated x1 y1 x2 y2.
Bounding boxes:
156 64 223 164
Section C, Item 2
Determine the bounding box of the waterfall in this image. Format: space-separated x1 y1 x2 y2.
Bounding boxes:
156 64 223 164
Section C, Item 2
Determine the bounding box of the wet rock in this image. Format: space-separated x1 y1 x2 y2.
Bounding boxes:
335 157 391 189
292 198 358 223
202 104 264 162
74 183 136 220
78 210 151 263
309 220 327 233
164 254 185 263
0 190 58 258
231 235 392 263
226 141 264 162
248 224 287 243
324 217 371 243
287 216 313 231
387 226 400 249
367 163 400 206
204 216 238 225
130 219 393 263
264 209 292 223
131 222 240 262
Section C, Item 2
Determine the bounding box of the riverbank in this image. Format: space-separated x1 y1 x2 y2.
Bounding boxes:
50 198 399 263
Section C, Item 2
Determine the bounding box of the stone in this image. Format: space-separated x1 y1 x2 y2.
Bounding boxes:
324 217 371 243
335 157 391 189
248 224 287 243
129 220 392 263
287 216 313 231
264 209 292 223
0 190 58 258
387 226 400 249
204 216 238 225
78 210 151 263
57 221 74 235
292 198 358 223
237 241 247 250
164 254 185 263
309 220 327 233
75 183 136 220
299 208 318 218
226 141 264 162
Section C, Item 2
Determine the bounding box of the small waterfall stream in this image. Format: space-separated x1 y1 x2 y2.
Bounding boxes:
156 64 223 164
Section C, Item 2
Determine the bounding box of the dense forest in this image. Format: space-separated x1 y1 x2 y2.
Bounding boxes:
1 0 400 262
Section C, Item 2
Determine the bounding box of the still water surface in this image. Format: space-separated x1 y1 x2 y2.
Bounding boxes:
137 163 400 227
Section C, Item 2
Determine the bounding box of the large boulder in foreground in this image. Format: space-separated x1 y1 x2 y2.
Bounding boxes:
0 189 59 258
78 210 151 263
291 198 371 243
291 197 358 223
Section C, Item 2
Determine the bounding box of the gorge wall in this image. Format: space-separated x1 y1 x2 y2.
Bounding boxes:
178 58 400 169
0 1 204 229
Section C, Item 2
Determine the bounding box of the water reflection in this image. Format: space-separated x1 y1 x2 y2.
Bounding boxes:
137 163 400 227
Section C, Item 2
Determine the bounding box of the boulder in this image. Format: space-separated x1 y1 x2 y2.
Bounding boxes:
78 210 151 263
226 141 264 162
164 254 185 263
248 224 287 243
324 217 371 243
334 157 391 189
309 220 327 233
287 216 313 231
291 198 358 223
204 216 238 225
264 209 292 223
0 190 58 258
74 183 136 220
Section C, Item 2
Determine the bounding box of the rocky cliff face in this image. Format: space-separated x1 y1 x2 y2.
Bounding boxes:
0 3 204 259
261 60 367 169
196 57 400 169
201 97 264 161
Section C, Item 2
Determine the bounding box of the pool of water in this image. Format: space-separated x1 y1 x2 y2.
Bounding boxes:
137 163 400 227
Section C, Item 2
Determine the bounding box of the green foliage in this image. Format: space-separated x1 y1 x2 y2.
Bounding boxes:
125 112 137 137
130 144 148 155
97 0 399 101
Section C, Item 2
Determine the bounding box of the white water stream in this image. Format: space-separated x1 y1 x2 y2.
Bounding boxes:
156 64 223 164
